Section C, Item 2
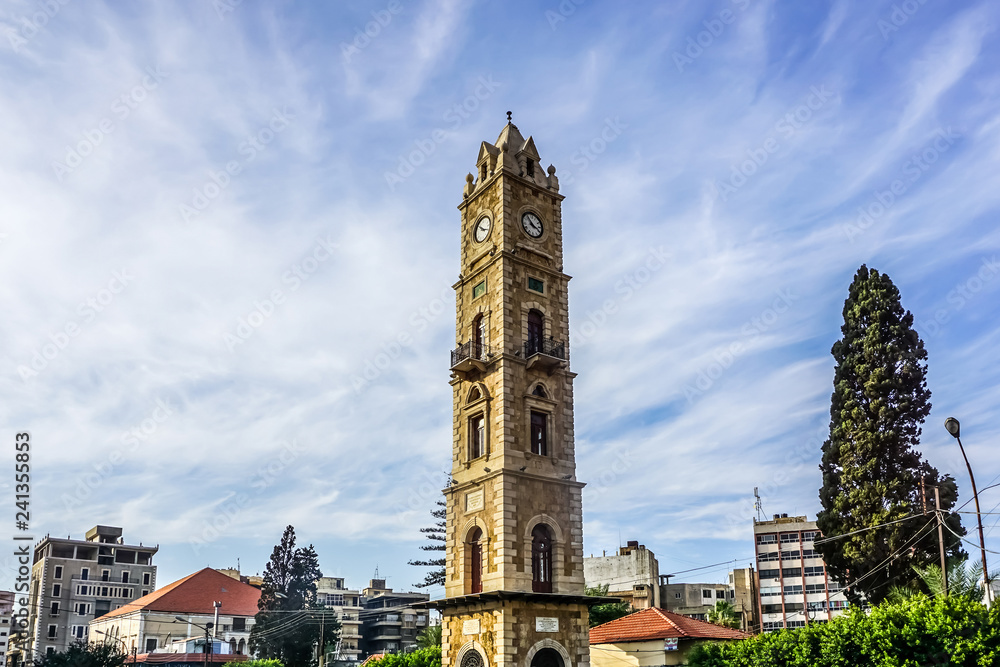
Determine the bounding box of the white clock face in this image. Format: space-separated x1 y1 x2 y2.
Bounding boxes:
474 216 491 243
521 212 543 238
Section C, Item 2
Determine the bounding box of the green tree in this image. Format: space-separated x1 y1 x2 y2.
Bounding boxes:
586 584 634 627
364 647 441 667
416 624 442 649
34 642 125 667
816 265 965 605
250 526 340 667
409 499 446 589
223 661 284 667
888 559 996 602
707 600 740 629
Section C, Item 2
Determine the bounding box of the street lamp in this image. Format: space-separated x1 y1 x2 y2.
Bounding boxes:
175 617 214 667
944 417 992 605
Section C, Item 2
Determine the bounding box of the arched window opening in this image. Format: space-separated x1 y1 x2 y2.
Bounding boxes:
462 650 484 667
473 314 486 359
480 164 487 183
527 309 544 356
468 386 482 403
238 639 246 655
531 648 564 667
531 524 553 593
467 526 483 594
229 639 236 655
532 384 547 398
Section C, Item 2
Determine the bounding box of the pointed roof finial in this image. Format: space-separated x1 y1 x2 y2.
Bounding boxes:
506 110 512 123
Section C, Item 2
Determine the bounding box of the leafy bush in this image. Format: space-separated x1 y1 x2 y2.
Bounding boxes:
364 647 441 667
688 595 1000 667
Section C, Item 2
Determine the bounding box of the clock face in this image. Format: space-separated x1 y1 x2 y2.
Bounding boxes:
474 216 491 243
521 212 543 238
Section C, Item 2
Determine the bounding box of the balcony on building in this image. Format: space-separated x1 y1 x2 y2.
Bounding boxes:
451 342 491 373
524 337 566 371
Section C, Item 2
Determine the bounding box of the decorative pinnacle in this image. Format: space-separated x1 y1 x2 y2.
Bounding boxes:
506 110 512 123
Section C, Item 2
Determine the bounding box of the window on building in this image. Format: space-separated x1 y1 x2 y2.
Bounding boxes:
532 384 546 398
80 568 89 581
756 534 777 544
674 593 681 599
46 647 56 656
101 570 110 582
467 527 483 594
530 411 548 456
758 551 779 562
702 589 712 599
801 549 819 558
761 587 780 597
802 531 819 542
146 638 157 652
233 618 246 632
526 309 544 355
806 584 826 594
52 584 61 597
787 620 806 629
717 590 726 599
469 415 485 460
121 572 129 583
759 569 780 579
473 314 486 359
47 625 57 639
143 573 151 586
784 585 803 595
480 164 487 182
780 533 799 543
54 566 63 579
526 159 535 177
141 590 148 597
782 568 802 578
50 602 59 616
804 566 825 577
531 524 553 593
781 550 801 560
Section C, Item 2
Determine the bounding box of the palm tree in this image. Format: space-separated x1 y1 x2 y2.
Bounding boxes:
887 560 997 602
707 600 740 629
416 624 442 649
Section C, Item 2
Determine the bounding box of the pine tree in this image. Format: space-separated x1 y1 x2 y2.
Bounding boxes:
817 265 965 605
408 499 446 588
250 526 339 667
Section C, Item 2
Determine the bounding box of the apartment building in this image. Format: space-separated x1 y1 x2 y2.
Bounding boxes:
753 514 848 631
315 577 363 665
0 591 14 667
358 580 429 656
584 541 661 609
21 526 157 660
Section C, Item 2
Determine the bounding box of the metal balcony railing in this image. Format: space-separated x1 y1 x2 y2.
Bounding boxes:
524 338 565 360
450 342 491 369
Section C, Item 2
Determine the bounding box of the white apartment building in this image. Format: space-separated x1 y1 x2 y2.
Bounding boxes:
753 514 849 632
315 577 363 664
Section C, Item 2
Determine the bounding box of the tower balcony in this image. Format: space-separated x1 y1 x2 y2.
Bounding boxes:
451 342 493 373
524 338 566 372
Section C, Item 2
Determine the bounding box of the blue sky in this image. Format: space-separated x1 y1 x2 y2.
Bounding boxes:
1 0 999 596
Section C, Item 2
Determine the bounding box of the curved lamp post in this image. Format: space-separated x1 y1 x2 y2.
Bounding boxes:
944 417 991 605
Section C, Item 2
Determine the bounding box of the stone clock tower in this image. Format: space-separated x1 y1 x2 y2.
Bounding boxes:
427 116 603 667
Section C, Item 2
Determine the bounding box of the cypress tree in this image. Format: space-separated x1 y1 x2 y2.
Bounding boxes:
816 266 965 605
408 500 446 588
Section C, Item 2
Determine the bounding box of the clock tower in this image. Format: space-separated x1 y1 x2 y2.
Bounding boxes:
430 116 601 667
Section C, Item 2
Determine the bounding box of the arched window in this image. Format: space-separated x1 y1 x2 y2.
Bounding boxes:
238 639 246 655
532 384 547 398
531 524 553 593
468 386 482 403
229 639 237 655
473 314 486 359
462 651 484 667
467 527 483 594
527 309 543 355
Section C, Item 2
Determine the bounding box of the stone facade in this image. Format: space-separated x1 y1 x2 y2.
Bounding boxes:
436 120 591 667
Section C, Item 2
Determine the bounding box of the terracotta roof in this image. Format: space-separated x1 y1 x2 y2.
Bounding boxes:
102 568 261 619
359 654 386 667
589 607 750 644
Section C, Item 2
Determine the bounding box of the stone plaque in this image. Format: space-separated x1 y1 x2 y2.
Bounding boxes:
463 619 481 635
535 617 559 633
465 490 484 512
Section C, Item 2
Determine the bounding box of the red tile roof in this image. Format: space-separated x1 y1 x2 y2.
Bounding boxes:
102 568 261 619
589 608 750 644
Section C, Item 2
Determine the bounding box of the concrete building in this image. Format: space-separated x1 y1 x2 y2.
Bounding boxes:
659 582 731 621
589 607 748 667
21 526 157 661
584 542 660 609
0 591 14 667
754 514 849 631
729 568 757 632
359 580 428 656
316 577 363 664
88 567 259 658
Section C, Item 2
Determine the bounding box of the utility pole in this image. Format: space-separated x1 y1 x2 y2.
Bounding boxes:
319 611 325 667
935 486 948 597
